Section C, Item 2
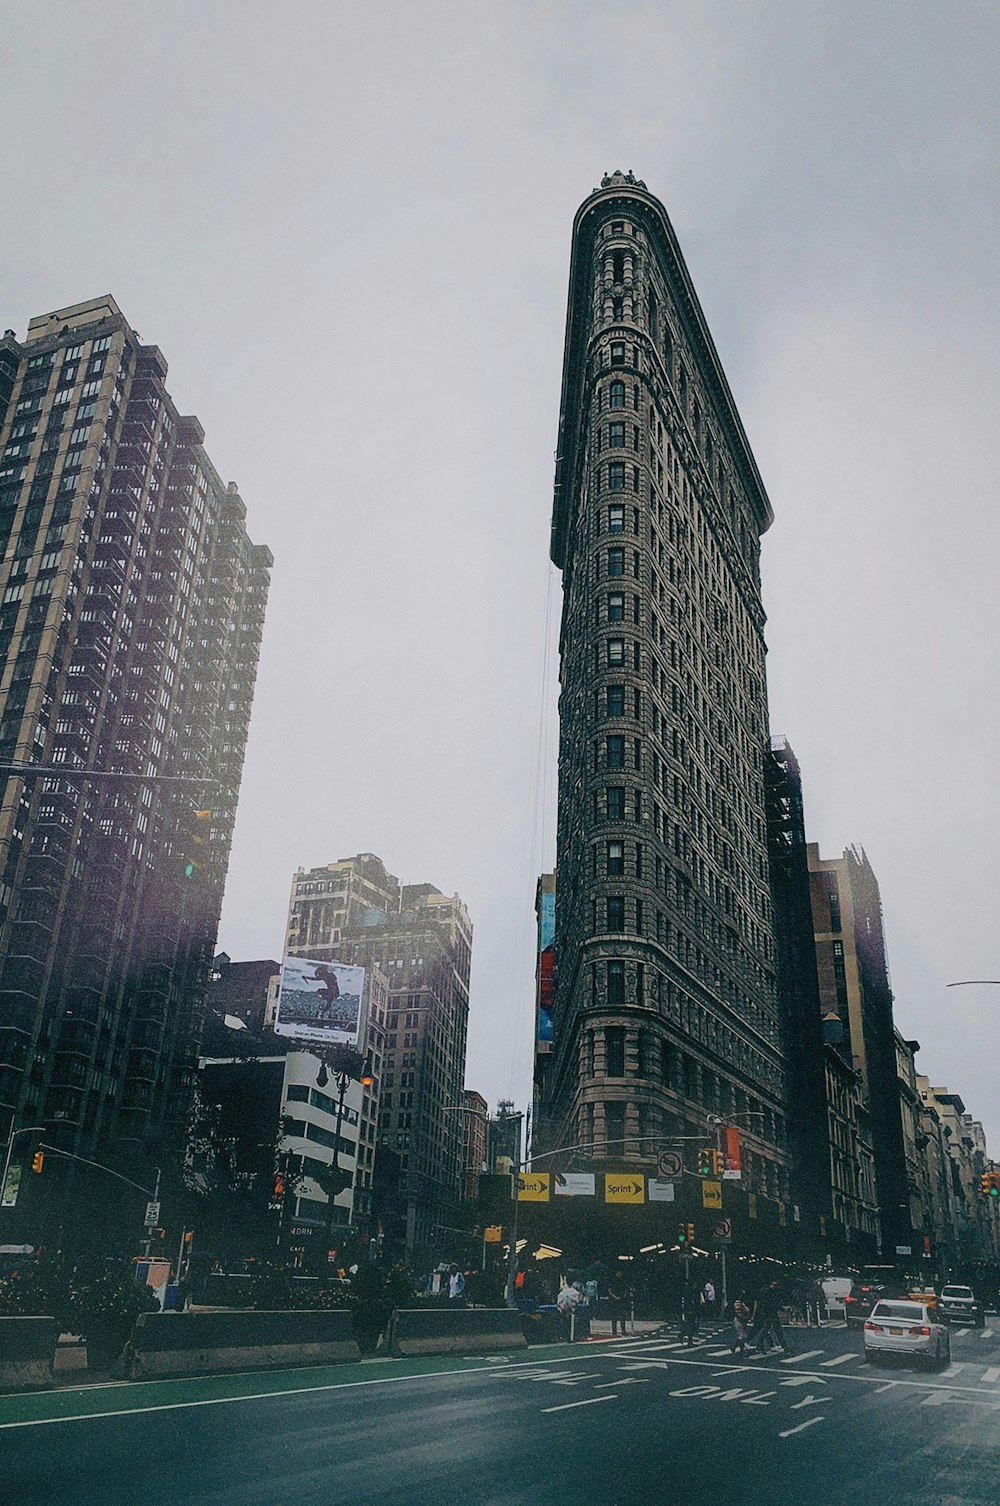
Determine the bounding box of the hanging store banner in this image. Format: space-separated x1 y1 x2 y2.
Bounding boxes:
604 1173 645 1204
275 954 366 1050
554 1172 595 1197
516 1172 551 1202
722 1126 742 1180
647 1178 676 1203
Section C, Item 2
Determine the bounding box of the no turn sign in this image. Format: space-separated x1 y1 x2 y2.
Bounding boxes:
713 1218 732 1244
657 1149 683 1182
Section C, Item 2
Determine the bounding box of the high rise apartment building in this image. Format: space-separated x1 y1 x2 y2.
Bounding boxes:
0 297 270 1174
546 172 790 1206
284 853 472 1260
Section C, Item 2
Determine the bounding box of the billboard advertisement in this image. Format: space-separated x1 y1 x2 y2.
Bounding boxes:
536 878 555 1051
274 954 366 1050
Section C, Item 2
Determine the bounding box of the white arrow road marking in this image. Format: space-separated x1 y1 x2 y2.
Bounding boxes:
618 1360 672 1371
982 1367 1000 1383
821 1353 859 1366
779 1416 825 1438
595 1377 650 1388
789 1394 825 1410
780 1376 827 1388
542 1395 618 1414
781 1351 824 1364
921 1390 999 1409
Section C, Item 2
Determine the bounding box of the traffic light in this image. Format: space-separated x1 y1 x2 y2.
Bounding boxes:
710 1149 724 1177
686 1223 695 1245
981 1170 1000 1198
31 1151 44 1174
677 1221 689 1246
696 1146 712 1177
184 808 213 878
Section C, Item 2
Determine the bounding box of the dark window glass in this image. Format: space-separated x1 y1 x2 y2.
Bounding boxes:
609 463 626 491
607 593 625 621
607 963 626 1007
610 381 625 410
607 639 625 667
607 840 624 876
608 505 625 533
609 422 625 447
607 897 625 931
608 548 625 577
607 787 626 822
606 685 625 717
606 1025 626 1076
606 735 625 769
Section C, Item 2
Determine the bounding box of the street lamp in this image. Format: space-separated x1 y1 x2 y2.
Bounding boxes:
308 1048 373 1270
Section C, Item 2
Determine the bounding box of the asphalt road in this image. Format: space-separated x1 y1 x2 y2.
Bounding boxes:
3 1319 1000 1506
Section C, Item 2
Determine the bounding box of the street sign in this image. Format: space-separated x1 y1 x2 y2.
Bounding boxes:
604 1174 645 1204
702 1179 722 1210
657 1149 683 1182
144 1201 160 1226
895 1244 912 1256
483 1225 502 1243
516 1172 551 1203
648 1179 676 1203
713 1218 732 1245
1 1164 20 1208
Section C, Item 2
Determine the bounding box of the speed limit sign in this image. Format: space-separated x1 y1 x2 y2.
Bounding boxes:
657 1149 683 1182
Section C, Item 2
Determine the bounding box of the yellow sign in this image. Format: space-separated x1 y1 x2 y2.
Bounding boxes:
748 1192 758 1220
517 1172 551 1202
604 1174 645 1204
483 1225 502 1243
702 1179 722 1210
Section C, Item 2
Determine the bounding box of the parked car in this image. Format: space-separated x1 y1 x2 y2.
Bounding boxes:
936 1284 985 1326
863 1300 950 1368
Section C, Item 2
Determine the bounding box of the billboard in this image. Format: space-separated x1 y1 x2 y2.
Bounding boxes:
275 954 366 1049
536 878 555 1051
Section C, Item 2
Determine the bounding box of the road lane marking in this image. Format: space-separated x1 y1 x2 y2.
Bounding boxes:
980 1330 993 1341
872 1382 900 1394
595 1378 649 1388
982 1367 1000 1383
705 1347 737 1356
943 1363 965 1377
541 1395 617 1414
954 1329 971 1337
781 1351 824 1364
779 1416 825 1438
780 1376 826 1388
820 1353 858 1367
789 1395 824 1409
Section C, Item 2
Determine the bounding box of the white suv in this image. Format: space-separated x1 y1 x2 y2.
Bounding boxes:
937 1284 985 1327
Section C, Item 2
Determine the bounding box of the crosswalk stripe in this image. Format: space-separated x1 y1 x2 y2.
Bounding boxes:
820 1353 858 1367
942 1363 964 1377
980 1330 993 1341
982 1367 1000 1383
954 1328 971 1336
781 1350 824 1364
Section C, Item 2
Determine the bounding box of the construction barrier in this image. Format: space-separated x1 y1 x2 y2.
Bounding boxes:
125 1309 361 1380
0 1317 59 1391
386 1307 528 1357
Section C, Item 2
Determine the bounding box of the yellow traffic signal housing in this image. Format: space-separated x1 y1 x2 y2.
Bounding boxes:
711 1149 724 1177
31 1151 44 1174
685 1223 695 1244
184 808 213 878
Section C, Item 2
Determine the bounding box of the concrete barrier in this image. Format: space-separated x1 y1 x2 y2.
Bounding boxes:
387 1307 528 1357
0 1317 59 1391
125 1309 361 1380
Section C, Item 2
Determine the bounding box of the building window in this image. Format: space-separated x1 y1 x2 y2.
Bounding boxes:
607 547 625 577
609 380 625 410
607 964 626 1011
607 592 625 621
606 685 625 718
606 787 625 822
607 840 624 876
608 421 625 448
606 736 625 770
605 1026 626 1076
611 342 625 366
607 897 625 931
607 639 625 667
608 463 626 492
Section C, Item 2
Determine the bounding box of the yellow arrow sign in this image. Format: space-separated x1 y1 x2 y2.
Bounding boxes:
604 1174 645 1204
517 1172 550 1202
702 1179 722 1210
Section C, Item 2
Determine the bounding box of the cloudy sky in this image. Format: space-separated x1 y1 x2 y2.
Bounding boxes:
3 2 999 1146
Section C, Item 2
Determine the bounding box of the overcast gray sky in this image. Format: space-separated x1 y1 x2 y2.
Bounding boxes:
3 1 999 1147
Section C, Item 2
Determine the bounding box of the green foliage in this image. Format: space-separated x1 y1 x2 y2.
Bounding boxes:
67 1269 160 1340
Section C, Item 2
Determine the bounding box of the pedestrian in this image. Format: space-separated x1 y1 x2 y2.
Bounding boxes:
447 1262 465 1301
557 1278 581 1341
700 1278 716 1320
606 1272 628 1337
807 1278 826 1327
730 1296 751 1355
749 1278 788 1354
680 1284 701 1347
